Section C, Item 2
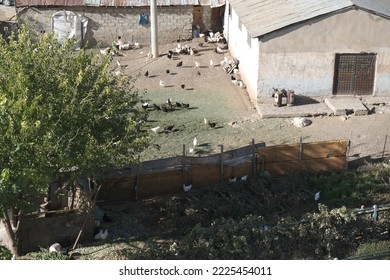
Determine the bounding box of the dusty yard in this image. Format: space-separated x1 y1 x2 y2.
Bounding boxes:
0 4 15 21
19 40 390 260
114 39 390 164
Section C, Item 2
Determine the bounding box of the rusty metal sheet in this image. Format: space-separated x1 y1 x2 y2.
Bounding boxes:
16 0 84 6
259 157 347 176
258 140 348 163
98 175 136 201
334 53 376 95
138 169 182 196
302 140 348 159
189 164 220 187
16 0 224 7
258 144 301 162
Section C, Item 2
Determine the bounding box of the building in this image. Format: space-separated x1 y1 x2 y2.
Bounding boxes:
224 0 390 101
14 0 226 47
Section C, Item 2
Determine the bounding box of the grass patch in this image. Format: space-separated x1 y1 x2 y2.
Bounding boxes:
309 161 390 207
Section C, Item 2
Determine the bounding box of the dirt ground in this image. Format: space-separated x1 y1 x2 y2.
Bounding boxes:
19 39 390 260
114 39 390 164
0 4 15 21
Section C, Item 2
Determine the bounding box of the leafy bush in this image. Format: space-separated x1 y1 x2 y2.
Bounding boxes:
351 241 390 260
0 246 12 260
28 247 70 260
309 161 390 207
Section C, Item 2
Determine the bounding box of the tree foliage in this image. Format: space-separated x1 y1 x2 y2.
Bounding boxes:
0 24 148 218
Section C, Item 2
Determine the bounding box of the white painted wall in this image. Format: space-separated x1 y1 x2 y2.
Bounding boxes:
259 52 335 97
258 9 390 98
225 3 259 101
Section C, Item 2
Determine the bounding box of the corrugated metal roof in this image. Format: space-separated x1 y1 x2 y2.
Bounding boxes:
15 0 225 7
228 0 390 38
353 0 390 16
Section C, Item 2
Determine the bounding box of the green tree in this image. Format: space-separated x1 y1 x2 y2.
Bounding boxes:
0 24 149 256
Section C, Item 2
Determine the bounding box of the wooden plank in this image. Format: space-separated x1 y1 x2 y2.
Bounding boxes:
97 140 349 201
257 140 348 163
257 144 300 162
257 157 347 176
98 176 136 202
138 170 182 197
229 163 252 179
189 164 221 188
302 140 348 159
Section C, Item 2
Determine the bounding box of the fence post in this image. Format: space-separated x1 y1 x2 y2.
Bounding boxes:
135 155 140 200
299 136 303 161
182 144 186 186
346 130 353 170
252 139 256 176
382 135 388 159
261 154 265 171
220 145 224 184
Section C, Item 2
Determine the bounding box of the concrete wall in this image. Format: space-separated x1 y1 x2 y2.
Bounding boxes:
258 8 390 98
225 3 259 101
17 6 196 47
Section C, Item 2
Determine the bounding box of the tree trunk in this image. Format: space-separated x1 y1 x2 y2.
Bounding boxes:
1 208 20 257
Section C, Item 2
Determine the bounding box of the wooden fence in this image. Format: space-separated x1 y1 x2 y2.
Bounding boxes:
258 139 348 176
97 139 349 202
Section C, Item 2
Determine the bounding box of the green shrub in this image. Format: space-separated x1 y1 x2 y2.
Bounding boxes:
28 247 70 260
351 241 390 260
0 246 12 260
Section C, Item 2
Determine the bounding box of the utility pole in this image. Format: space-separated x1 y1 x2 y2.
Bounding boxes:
150 0 159 58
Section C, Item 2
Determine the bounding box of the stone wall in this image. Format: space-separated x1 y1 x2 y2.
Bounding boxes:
17 6 198 47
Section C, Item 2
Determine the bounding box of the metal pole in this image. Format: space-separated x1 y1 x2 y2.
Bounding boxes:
150 0 159 58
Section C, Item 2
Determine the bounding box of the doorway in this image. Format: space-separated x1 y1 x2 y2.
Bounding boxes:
333 53 376 95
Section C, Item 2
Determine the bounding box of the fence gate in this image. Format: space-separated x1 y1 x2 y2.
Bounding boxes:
333 53 376 95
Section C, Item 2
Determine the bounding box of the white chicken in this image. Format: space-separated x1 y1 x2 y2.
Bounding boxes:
94 229 108 240
151 126 160 133
229 177 237 183
183 184 192 192
100 47 111 56
314 191 320 201
100 229 108 240
193 137 197 147
49 243 61 253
